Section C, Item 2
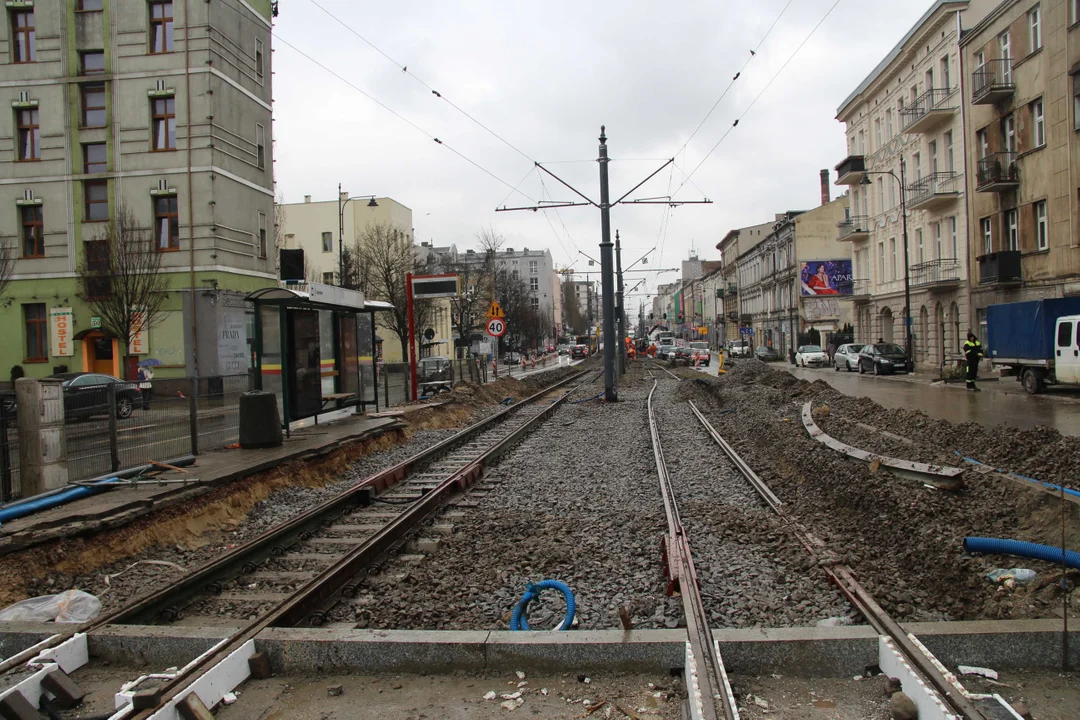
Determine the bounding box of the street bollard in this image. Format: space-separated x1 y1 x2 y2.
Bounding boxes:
15 378 67 495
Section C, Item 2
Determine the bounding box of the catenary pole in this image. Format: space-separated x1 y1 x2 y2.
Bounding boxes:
615 229 625 376
598 127 618 401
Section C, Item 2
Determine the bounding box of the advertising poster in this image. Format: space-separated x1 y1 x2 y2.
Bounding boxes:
800 260 853 296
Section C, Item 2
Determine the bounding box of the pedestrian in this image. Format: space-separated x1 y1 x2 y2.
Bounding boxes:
825 341 836 363
877 337 885 344
137 365 154 410
963 331 984 392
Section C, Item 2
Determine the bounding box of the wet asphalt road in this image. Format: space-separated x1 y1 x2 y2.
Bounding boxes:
689 358 1080 438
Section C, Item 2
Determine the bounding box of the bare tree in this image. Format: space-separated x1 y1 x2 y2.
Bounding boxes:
273 191 286 276
0 241 14 300
76 207 169 379
355 223 433 361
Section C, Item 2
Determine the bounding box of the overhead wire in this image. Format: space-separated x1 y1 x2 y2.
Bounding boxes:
674 0 844 195
274 35 537 203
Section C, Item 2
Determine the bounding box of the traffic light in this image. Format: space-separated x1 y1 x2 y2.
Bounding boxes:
662 313 667 320
677 313 684 323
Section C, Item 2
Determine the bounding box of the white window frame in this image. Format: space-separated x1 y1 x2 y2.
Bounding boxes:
1000 32 1012 82
929 140 938 174
1006 208 1018 251
981 217 993 255
321 231 333 253
1033 98 1045 147
1003 114 1016 153
941 54 951 90
933 222 942 260
1035 200 1048 251
945 130 954 172
1029 5 1041 52
916 228 924 264
949 216 958 260
878 242 885 280
890 237 897 281
1074 73 1080 132
976 129 989 159
1074 0 1080 25
255 37 264 79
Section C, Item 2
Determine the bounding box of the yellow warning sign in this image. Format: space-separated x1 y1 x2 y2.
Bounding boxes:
486 300 504 319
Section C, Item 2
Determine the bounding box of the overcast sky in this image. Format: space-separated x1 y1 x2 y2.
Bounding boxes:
272 0 934 300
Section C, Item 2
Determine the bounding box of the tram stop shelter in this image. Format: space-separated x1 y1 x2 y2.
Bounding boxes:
246 283 394 430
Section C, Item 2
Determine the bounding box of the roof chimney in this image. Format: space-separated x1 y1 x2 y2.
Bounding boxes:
819 169 830 206
304 195 311 203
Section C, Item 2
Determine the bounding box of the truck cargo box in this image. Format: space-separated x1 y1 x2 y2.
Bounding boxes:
986 298 1080 361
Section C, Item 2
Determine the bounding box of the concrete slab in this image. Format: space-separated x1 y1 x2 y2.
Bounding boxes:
87 626 231 668
486 629 686 673
907 619 1080 670
0 416 403 557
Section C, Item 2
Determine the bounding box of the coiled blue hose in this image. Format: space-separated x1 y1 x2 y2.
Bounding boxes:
964 537 1080 571
509 580 576 631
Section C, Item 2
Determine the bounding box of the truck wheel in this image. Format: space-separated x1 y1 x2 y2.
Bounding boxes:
1022 368 1043 395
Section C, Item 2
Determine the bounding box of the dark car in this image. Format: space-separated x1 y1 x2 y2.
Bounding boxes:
418 356 453 394
670 346 694 366
857 343 911 375
754 345 781 362
50 372 142 419
570 344 589 359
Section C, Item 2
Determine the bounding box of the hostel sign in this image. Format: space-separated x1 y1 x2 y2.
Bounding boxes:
129 309 148 355
50 307 74 357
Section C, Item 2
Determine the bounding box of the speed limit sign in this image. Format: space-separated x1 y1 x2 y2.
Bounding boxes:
486 317 506 337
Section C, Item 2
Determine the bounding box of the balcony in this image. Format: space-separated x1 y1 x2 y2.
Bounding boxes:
907 172 961 211
900 87 958 134
910 259 960 289
727 282 737 295
851 278 872 301
976 153 1019 192
835 155 866 185
978 250 1022 286
837 215 870 242
972 59 1015 105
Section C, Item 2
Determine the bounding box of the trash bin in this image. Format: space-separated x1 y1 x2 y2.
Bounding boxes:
238 391 283 449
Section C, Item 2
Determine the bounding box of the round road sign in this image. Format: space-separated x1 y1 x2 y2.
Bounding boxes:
486 317 506 337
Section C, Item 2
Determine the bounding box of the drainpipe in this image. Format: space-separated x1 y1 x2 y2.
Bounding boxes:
185 0 198 374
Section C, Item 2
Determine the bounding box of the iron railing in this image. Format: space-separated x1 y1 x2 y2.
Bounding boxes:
910 259 960 287
976 152 1019 189
851 278 872 296
972 59 1014 103
837 215 870 240
907 172 960 205
978 250 1022 285
899 87 956 130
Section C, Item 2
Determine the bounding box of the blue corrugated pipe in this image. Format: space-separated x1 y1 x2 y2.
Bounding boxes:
964 537 1080 571
953 452 1080 500
510 580 576 631
0 478 119 526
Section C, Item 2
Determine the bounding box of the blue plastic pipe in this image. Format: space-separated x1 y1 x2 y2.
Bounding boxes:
964 537 1080 571
0 478 119 526
510 580 576 631
954 452 1080 500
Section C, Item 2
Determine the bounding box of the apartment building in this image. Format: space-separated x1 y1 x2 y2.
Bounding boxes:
835 0 994 366
459 246 557 344
961 0 1080 335
0 0 275 379
716 220 774 345
566 279 595 333
280 193 414 285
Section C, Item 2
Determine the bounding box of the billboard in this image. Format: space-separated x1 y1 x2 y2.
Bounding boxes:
800 260 852 296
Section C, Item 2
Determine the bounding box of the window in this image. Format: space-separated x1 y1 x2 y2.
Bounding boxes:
981 217 993 254
1032 98 1045 147
945 130 954 171
1006 209 1019 251
975 50 985 73
529 260 538 274
858 129 865 154
1003 114 1016 152
933 222 942 260
929 141 938 174
886 109 893 140
1075 73 1080 132
154 195 179 250
1035 200 1048 250
976 129 989 159
23 304 47 362
152 97 176 150
1074 0 1080 24
78 0 104 9
82 84 106 127
913 152 921 181
258 211 267 258
80 51 105 75
321 231 333 252
1000 32 1012 82
916 228 924 264
149 1 174 53
11 10 35 63
84 180 108 221
949 217 958 259
255 38 264 78
941 55 951 90
889 238 897 280
16 108 40 161
1029 6 1041 52
21 205 44 258
256 124 265 169
84 240 111 298
1058 321 1073 347
874 118 882 150
529 276 539 291
83 143 107 173
530 297 539 310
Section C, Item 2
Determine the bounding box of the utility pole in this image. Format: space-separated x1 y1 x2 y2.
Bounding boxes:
615 229 625 377
495 126 711 401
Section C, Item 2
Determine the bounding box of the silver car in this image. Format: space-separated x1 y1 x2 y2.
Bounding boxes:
833 343 864 372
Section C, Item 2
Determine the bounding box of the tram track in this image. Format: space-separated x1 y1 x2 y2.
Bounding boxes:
0 370 590 718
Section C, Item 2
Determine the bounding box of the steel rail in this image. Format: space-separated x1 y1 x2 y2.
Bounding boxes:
115 370 592 720
647 360 683 381
647 382 737 720
0 371 584 675
688 400 987 720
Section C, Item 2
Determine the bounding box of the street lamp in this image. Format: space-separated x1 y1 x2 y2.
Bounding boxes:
337 182 378 287
860 158 912 367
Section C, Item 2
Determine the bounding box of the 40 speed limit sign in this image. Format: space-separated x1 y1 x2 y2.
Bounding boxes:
486 317 506 337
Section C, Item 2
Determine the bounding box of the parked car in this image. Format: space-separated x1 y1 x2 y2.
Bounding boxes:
833 343 864 372
671 346 694 366
754 345 781 362
794 345 827 368
656 338 677 360
503 351 522 364
570 344 589 359
689 342 712 366
49 372 142 419
857 343 911 375
418 356 453 394
727 340 752 358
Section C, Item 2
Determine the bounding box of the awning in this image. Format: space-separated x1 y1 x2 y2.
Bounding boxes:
72 328 116 340
245 283 395 313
